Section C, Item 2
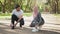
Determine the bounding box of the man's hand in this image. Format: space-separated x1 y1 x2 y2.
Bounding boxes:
14 21 18 27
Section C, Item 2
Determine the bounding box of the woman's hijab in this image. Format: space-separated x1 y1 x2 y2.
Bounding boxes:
33 5 39 18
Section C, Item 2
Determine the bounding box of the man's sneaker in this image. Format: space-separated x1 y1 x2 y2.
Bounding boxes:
11 26 15 29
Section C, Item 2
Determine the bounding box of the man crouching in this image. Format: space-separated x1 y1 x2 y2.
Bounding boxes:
11 4 24 29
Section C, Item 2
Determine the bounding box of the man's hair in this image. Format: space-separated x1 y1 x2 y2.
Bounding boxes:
15 4 20 9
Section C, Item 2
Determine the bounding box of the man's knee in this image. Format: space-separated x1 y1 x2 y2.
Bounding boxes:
20 18 24 25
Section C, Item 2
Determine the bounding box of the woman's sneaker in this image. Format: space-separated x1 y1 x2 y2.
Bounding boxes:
32 27 39 32
32 29 39 32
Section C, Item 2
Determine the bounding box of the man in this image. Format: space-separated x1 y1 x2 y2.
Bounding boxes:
11 4 24 29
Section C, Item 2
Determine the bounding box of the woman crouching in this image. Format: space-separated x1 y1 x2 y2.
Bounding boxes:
30 5 45 32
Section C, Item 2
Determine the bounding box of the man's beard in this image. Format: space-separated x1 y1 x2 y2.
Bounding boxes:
17 10 20 11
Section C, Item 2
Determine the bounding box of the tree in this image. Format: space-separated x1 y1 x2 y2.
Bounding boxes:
0 0 6 13
47 0 59 14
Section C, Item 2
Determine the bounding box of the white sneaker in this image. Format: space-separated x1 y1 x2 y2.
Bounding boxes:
32 27 39 32
32 29 39 32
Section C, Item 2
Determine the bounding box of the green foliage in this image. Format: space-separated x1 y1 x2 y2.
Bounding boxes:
0 0 33 13
0 0 60 14
47 0 60 14
0 13 32 17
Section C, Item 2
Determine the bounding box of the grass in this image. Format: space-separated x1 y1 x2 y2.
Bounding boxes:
54 14 60 16
0 13 11 16
53 14 60 18
0 13 32 19
0 13 32 16
24 13 32 16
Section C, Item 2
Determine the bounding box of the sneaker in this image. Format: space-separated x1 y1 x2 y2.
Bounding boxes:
32 27 39 32
32 29 39 32
20 27 23 30
11 26 15 29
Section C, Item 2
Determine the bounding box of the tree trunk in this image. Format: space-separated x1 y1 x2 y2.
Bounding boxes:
2 5 5 13
19 0 23 9
9 0 12 12
25 0 30 12
49 0 59 14
2 0 6 13
56 0 59 14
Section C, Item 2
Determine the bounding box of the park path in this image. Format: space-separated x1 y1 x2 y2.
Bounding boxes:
0 14 60 34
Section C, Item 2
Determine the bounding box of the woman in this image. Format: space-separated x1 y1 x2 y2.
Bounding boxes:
30 5 44 32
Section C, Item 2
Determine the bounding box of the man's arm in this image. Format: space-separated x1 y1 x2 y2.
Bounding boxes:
18 14 23 22
14 15 23 26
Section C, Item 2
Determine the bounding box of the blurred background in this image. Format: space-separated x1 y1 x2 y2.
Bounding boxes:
0 0 60 19
0 0 60 34
0 0 60 14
